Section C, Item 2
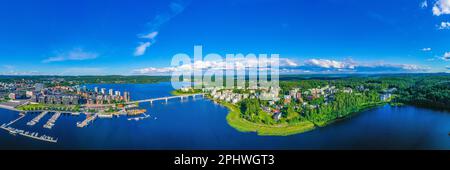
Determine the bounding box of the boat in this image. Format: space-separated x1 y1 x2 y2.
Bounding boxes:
9 130 17 136
127 113 151 121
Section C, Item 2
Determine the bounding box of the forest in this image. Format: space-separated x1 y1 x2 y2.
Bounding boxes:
239 74 450 127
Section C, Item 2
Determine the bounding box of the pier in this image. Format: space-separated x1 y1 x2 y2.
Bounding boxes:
0 126 57 143
128 93 205 105
77 113 98 128
27 111 48 126
4 113 25 127
43 112 61 129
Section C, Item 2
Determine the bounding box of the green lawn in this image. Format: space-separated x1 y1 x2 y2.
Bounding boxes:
219 100 315 136
17 103 81 112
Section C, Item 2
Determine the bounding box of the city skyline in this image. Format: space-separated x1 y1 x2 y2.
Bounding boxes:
1 0 450 75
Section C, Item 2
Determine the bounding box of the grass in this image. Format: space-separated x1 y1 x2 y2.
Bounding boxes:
17 103 81 112
218 100 315 136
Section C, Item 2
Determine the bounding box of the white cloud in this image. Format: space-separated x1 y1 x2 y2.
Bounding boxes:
134 31 158 56
132 57 297 74
433 0 450 16
61 67 106 75
132 67 177 75
422 47 432 51
134 42 152 56
446 66 450 69
301 58 428 73
438 21 450 29
441 52 450 61
133 1 189 56
132 57 429 75
43 48 98 63
421 0 428 8
304 59 356 69
284 58 298 66
0 70 43 76
139 31 159 40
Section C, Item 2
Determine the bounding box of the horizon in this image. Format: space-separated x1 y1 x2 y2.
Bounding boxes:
0 72 449 77
1 0 450 75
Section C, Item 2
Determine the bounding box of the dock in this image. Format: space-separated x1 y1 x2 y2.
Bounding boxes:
43 112 61 129
0 126 57 143
127 113 150 121
77 113 98 128
4 113 26 127
27 111 48 126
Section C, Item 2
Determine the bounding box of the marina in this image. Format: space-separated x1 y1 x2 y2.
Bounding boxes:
4 112 25 127
77 113 98 128
0 126 57 143
43 112 61 129
26 111 48 126
1 114 58 144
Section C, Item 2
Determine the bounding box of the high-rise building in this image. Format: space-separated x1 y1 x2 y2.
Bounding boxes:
115 91 121 97
101 88 106 94
124 92 130 102
94 87 99 93
109 89 114 96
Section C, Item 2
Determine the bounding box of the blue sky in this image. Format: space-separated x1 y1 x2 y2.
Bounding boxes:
0 0 450 75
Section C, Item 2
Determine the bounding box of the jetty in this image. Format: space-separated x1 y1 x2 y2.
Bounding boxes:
77 113 98 128
0 126 57 143
27 111 48 126
43 112 61 129
4 113 26 127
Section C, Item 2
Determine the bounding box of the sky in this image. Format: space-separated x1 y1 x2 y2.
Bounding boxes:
0 0 450 75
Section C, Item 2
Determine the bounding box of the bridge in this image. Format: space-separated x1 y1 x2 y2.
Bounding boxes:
127 93 206 105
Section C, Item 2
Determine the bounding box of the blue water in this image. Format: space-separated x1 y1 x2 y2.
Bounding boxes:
0 82 449 150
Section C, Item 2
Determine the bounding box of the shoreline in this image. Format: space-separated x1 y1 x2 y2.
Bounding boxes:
171 91 316 136
221 99 388 136
170 90 390 136
217 99 316 136
0 104 21 112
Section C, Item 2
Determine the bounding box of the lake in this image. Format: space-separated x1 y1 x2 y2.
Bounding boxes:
0 83 449 150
